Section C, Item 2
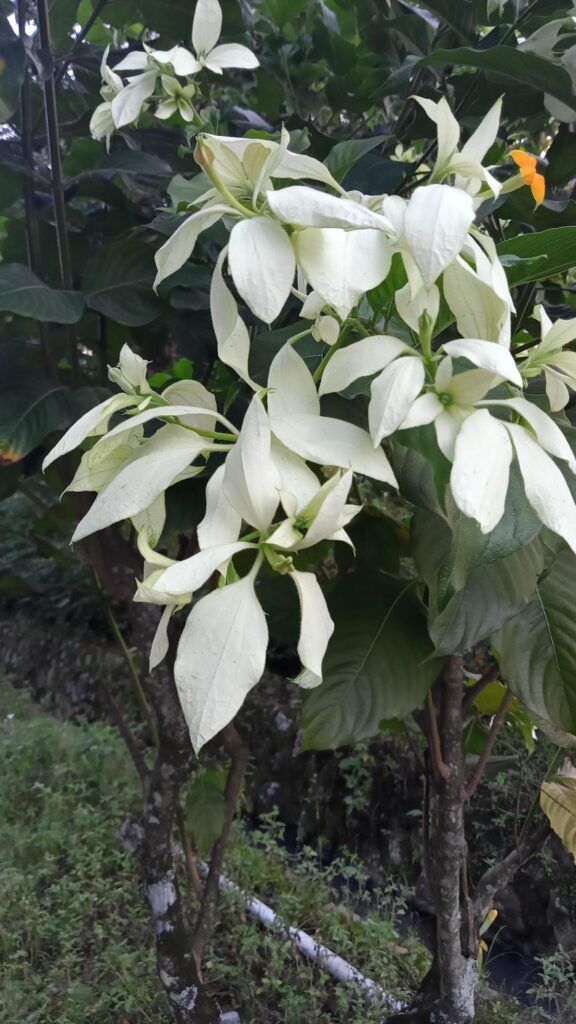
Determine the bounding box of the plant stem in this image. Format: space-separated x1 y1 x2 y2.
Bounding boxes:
36 0 79 385
191 723 249 962
463 690 513 800
462 663 500 713
99 586 160 748
426 690 450 782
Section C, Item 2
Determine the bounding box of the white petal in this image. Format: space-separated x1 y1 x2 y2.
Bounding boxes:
395 280 439 334
545 369 570 412
192 0 222 54
170 48 202 75
42 394 135 470
266 187 394 231
198 464 242 547
299 470 356 548
318 336 410 396
175 575 268 752
210 248 257 388
381 195 406 235
413 96 460 171
71 426 206 542
443 256 510 345
268 343 320 418
507 424 576 554
485 397 576 469
435 410 462 460
223 396 279 529
162 380 217 432
369 357 425 445
404 184 474 287
459 97 502 164
448 368 499 406
131 491 167 545
66 430 142 494
154 541 256 595
154 205 228 287
108 343 152 395
270 442 320 512
290 570 334 678
295 227 393 317
205 42 259 69
112 52 150 71
539 314 576 356
271 414 397 485
399 391 443 429
442 338 522 387
271 152 342 191
149 605 174 671
228 218 295 323
450 410 512 533
111 71 157 128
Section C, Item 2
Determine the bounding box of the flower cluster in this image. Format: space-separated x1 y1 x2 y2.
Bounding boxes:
90 0 258 147
48 2 576 752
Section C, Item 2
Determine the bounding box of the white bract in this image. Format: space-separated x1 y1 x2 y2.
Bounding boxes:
50 70 576 753
413 95 503 196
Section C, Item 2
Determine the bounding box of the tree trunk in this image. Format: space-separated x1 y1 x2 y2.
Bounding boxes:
390 659 477 1024
432 654 476 1024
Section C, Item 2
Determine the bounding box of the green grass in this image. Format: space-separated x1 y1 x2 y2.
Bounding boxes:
0 678 552 1024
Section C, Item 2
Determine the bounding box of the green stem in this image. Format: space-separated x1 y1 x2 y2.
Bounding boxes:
312 331 348 384
287 328 312 345
518 746 563 849
97 580 159 748
36 0 79 386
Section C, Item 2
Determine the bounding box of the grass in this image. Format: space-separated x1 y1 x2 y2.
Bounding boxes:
0 678 560 1024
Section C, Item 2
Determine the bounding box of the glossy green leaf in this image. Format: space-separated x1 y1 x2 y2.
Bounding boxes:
82 238 161 326
302 571 440 750
496 550 576 738
419 47 576 106
324 135 386 183
497 228 576 286
429 540 544 654
0 379 72 464
0 264 84 323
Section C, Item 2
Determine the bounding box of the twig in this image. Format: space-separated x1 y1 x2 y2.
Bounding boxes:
101 679 148 781
191 724 249 961
176 803 204 899
426 691 450 781
462 664 500 713
54 0 108 84
102 597 160 748
517 746 563 849
463 691 513 800
473 824 549 927
36 0 79 385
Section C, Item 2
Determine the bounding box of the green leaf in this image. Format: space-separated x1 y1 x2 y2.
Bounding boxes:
390 425 451 513
429 541 544 655
324 135 386 183
496 549 576 738
414 1 476 40
0 264 84 323
82 237 161 326
302 571 441 750
497 227 576 286
0 379 72 464
419 47 576 107
185 769 227 855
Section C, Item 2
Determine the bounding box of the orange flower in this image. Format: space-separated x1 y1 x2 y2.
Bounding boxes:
510 149 546 206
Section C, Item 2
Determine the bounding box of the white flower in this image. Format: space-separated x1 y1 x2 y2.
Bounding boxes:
90 45 124 148
155 76 196 122
399 356 500 459
188 0 259 74
413 95 503 196
108 343 154 395
521 306 576 411
443 232 514 346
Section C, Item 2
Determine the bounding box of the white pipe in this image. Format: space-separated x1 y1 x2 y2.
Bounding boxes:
213 869 406 1016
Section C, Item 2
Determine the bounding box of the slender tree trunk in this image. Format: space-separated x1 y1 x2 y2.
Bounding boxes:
432 654 476 1023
